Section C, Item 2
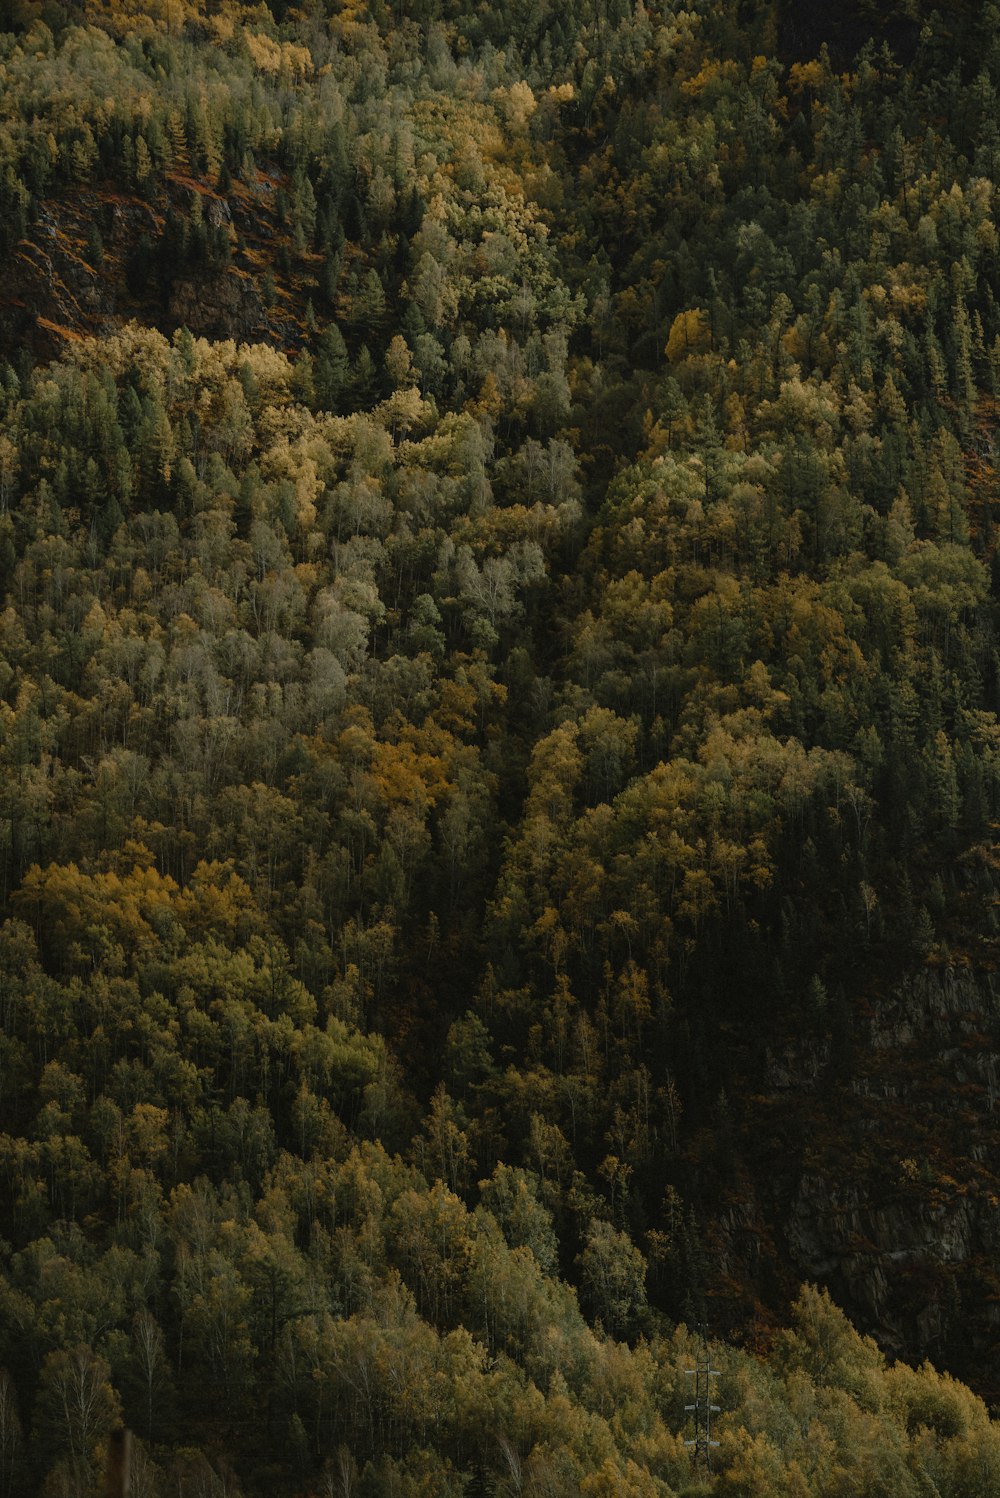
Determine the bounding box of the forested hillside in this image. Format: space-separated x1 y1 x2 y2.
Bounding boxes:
3 0 1000 1493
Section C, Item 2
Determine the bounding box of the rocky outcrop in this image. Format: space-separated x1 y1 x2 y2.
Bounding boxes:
168 272 267 343
720 965 1000 1396
0 176 303 364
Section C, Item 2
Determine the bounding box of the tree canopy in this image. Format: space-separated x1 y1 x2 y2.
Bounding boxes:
3 0 1000 1493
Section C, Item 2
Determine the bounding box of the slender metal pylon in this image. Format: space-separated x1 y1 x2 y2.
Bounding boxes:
105 1427 131 1497
684 1324 721 1469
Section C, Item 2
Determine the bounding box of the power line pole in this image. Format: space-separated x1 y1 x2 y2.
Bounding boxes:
684 1324 720 1470
105 1427 131 1497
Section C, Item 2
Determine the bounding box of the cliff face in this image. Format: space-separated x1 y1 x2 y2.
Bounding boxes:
725 966 1000 1396
0 173 304 366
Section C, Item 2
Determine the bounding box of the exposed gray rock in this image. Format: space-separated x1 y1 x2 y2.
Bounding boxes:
168 273 266 342
723 965 1000 1386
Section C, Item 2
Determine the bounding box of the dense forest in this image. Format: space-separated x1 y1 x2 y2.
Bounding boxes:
3 0 1000 1492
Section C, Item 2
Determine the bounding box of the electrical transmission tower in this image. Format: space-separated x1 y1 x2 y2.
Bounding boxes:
684 1324 721 1469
